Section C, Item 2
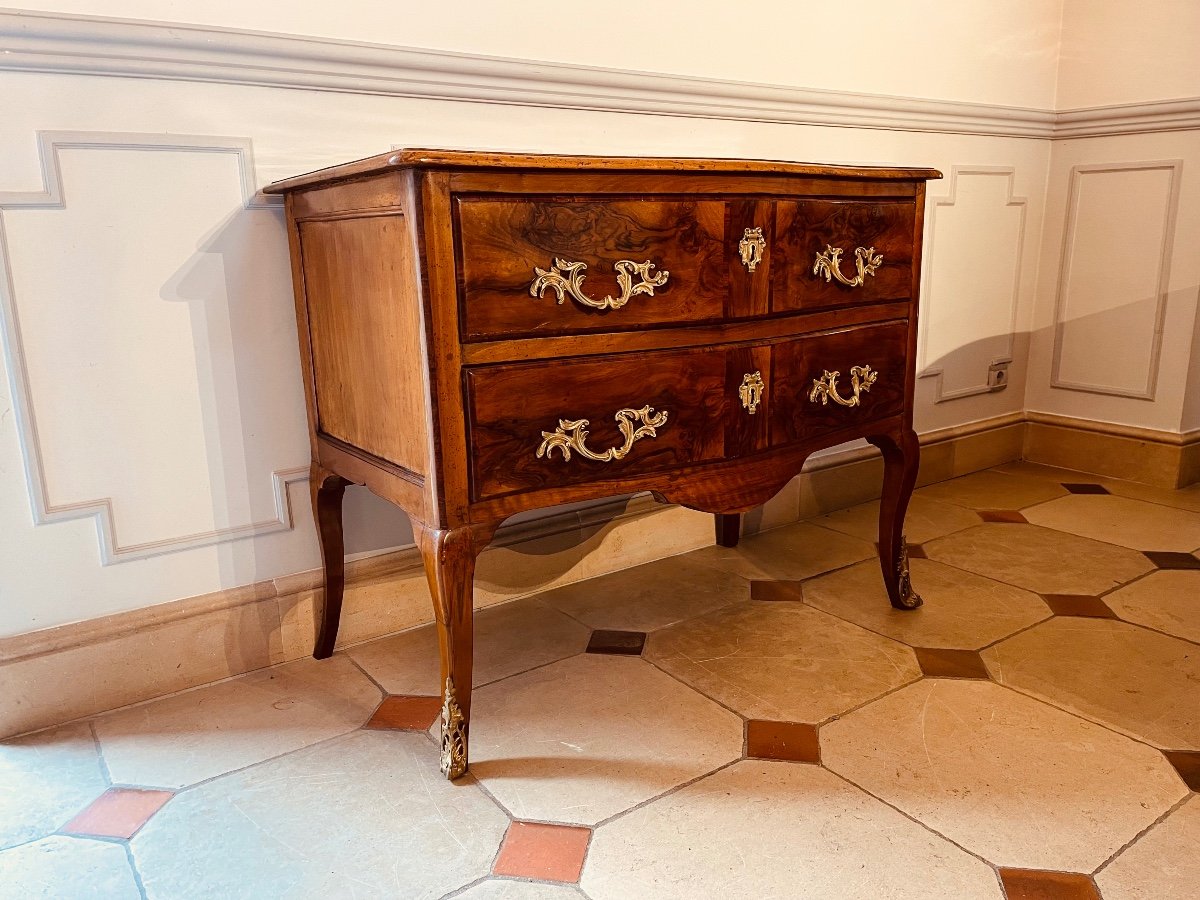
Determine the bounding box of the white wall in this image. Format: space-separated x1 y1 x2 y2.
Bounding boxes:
2 1 1195 641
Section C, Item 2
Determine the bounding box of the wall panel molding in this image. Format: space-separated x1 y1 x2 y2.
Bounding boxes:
3 11 1198 141
918 167 1028 402
0 130 298 564
1050 160 1183 401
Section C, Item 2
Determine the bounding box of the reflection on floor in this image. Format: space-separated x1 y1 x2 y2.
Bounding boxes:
4 462 1200 899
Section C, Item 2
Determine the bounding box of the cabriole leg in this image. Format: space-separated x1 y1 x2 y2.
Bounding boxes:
311 463 351 659
714 513 742 548
868 428 923 610
415 523 491 780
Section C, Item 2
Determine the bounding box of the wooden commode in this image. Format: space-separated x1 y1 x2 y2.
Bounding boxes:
264 150 942 780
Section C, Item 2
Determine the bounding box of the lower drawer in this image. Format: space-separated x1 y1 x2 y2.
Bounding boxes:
466 348 728 500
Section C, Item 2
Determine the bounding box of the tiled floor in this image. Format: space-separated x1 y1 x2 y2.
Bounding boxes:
3 463 1200 899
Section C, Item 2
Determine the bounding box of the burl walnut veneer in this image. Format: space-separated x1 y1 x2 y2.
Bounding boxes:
265 149 942 780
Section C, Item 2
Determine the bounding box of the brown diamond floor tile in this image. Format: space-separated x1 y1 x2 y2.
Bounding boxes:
1163 750 1200 791
1041 595 1118 619
745 720 821 763
979 510 1028 523
750 580 805 602
998 868 1099 899
1062 483 1110 495
587 630 646 655
492 821 591 883
62 787 174 839
365 696 442 731
914 648 990 679
1145 551 1200 570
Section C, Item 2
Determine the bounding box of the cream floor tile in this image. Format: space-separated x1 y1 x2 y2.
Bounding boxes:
93 655 382 789
821 679 1186 871
131 730 508 900
0 836 141 899
536 554 750 632
348 596 591 696
455 881 586 899
1022 494 1200 552
982 618 1200 750
1096 796 1200 900
685 521 875 581
803 558 1050 649
0 723 108 850
917 469 1069 510
469 654 742 826
581 761 1002 900
998 460 1200 513
814 495 982 544
644 602 919 722
1105 571 1200 644
923 524 1152 595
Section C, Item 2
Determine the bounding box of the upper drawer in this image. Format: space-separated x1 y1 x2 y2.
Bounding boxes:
456 197 729 340
771 200 916 311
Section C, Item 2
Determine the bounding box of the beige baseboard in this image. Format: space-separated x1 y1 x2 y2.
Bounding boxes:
1024 412 1200 490
0 408 1174 741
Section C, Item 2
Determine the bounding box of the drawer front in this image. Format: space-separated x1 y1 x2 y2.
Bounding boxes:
772 200 915 311
770 321 909 445
466 348 727 500
457 197 729 340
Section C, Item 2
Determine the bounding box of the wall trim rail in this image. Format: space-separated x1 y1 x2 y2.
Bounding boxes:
3 10 1198 141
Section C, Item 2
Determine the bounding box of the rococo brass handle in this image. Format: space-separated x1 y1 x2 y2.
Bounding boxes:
537 405 668 462
808 365 878 408
739 227 766 273
739 371 764 414
530 258 669 311
812 245 883 288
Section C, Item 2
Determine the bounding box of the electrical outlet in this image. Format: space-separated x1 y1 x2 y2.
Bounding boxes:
987 361 1010 391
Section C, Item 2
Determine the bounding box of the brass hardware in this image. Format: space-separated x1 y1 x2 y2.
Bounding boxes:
537 405 668 463
739 227 766 273
739 371 765 414
530 258 669 310
896 537 924 609
440 676 468 779
808 364 878 408
812 245 883 287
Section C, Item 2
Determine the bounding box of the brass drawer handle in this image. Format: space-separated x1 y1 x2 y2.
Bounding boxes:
530 258 669 310
809 365 878 408
537 405 668 462
739 371 764 414
813 245 883 287
739 227 765 273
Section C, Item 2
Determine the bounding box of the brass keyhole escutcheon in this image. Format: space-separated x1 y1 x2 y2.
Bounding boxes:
740 371 765 414
739 227 766 273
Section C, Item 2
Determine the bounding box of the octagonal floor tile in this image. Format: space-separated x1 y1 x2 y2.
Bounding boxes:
821 679 1186 871
131 730 508 900
982 618 1200 750
814 495 982 545
349 595 590 696
644 602 919 722
923 524 1152 595
468 654 742 826
685 522 875 581
803 557 1049 649
0 722 108 851
94 655 381 789
1104 571 1200 644
1023 494 1200 552
1096 795 1200 900
0 835 141 899
455 882 585 899
537 554 750 633
998 461 1200 515
581 760 1002 900
918 470 1069 511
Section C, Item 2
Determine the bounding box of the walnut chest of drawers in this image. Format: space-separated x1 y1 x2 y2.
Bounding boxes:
264 149 942 780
